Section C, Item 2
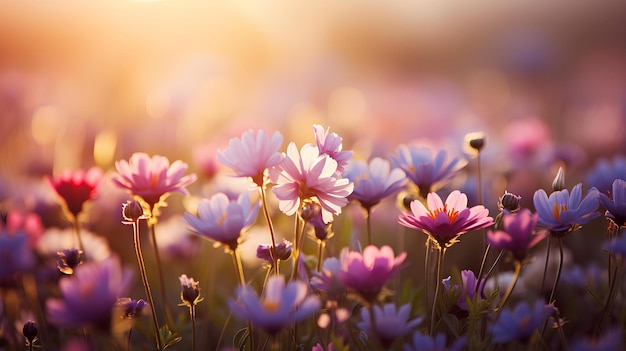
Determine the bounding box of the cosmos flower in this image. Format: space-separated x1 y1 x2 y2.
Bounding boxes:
310 257 346 302
357 303 423 348
217 129 284 186
313 124 353 173
599 179 626 228
403 332 467 351
533 184 600 237
338 245 406 302
487 209 547 262
228 275 320 336
270 143 353 223
46 167 103 218
490 300 555 344
111 153 197 210
586 155 626 194
399 190 493 249
343 157 407 210
183 191 260 250
390 146 464 198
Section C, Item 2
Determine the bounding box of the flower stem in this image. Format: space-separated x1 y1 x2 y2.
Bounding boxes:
317 240 324 272
495 261 522 320
232 248 246 287
148 221 175 329
430 247 445 335
291 215 304 281
548 237 564 304
72 215 85 257
475 243 491 294
259 186 279 274
189 305 196 351
132 221 163 351
366 207 372 246
540 236 552 295
368 304 382 349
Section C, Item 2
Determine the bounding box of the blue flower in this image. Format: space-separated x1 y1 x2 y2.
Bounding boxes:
343 157 407 210
570 327 623 351
0 233 35 286
403 332 466 351
599 179 626 228
490 300 555 343
586 156 626 194
603 231 626 257
357 303 423 348
533 183 600 236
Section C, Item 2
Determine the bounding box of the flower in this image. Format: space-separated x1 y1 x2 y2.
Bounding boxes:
403 332 467 351
46 256 132 331
228 275 320 335
487 209 547 262
570 327 622 351
111 153 197 209
390 146 464 198
338 245 406 302
586 155 626 194
115 297 148 319
256 240 292 264
46 167 103 218
36 227 111 263
533 183 600 236
343 157 407 210
22 320 38 346
357 303 423 348
498 191 522 214
313 124 353 173
310 257 346 301
599 179 626 228
442 270 485 313
57 248 84 275
490 300 555 343
270 143 353 223
302 202 333 241
603 233 626 257
398 190 494 249
0 233 35 286
217 129 284 186
184 191 259 250
179 274 203 307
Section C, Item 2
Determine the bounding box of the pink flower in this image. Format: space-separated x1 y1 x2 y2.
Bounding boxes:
313 124 353 173
338 245 406 302
270 143 353 223
47 167 103 218
111 153 197 209
399 190 493 249
217 129 284 186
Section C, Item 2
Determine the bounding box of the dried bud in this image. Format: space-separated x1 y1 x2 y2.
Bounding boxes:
57 248 84 275
22 320 38 345
498 191 522 213
300 202 322 222
552 167 565 192
122 200 149 223
465 132 487 153
179 274 202 307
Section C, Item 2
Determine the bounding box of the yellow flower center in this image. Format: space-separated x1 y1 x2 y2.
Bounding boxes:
551 204 568 222
427 204 460 223
262 300 280 312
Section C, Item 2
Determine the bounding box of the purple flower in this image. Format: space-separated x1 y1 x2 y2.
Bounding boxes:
487 209 547 262
338 245 406 302
399 190 494 249
586 156 626 194
46 167 103 218
313 124 353 173
599 179 626 228
270 143 353 223
183 191 260 250
343 157 407 210
603 232 626 257
0 233 35 286
490 300 555 343
442 270 484 313
358 303 423 348
179 274 202 307
390 146 464 198
533 184 600 236
228 275 320 335
310 257 345 301
403 332 467 351
256 240 292 264
112 153 197 209
115 297 148 319
46 256 132 331
217 129 284 186
570 327 622 351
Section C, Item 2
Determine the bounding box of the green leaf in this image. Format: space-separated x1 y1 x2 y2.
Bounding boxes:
159 325 182 350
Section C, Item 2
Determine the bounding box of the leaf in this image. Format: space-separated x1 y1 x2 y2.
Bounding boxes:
159 325 182 350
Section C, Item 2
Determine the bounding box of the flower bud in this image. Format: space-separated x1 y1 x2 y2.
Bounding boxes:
57 248 84 275
179 274 202 307
465 132 487 153
116 297 148 319
552 167 565 192
22 320 38 345
498 191 521 213
257 240 293 264
122 200 149 223
300 202 322 222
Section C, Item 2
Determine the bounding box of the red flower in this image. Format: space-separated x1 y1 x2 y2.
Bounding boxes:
47 167 103 217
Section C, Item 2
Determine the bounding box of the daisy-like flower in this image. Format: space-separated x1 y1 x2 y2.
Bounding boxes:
343 157 407 211
533 183 600 237
217 129 284 186
313 124 353 173
403 332 467 351
310 257 346 302
599 179 626 228
490 300 555 344
228 275 320 336
358 303 423 348
586 155 626 194
338 245 406 302
399 190 494 249
603 233 626 257
390 146 464 199
270 143 353 223
111 153 197 210
487 209 547 262
46 167 103 218
183 191 260 250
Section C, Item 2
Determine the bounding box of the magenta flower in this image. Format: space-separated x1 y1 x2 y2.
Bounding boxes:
343 157 407 210
313 124 353 173
599 179 626 228
112 153 197 209
270 143 353 223
338 245 406 302
358 303 423 348
47 167 103 218
487 209 547 262
217 129 284 186
399 190 494 249
442 270 485 313
183 191 260 250
228 275 320 335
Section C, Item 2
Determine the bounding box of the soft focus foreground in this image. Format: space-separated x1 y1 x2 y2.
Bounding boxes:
1 1 626 350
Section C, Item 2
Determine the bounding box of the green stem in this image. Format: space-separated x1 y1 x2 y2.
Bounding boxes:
424 239 432 319
148 220 175 329
368 304 382 349
72 215 85 256
231 249 254 351
495 261 522 320
476 243 491 294
317 240 324 272
540 236 552 295
430 247 445 335
291 215 304 281
259 186 279 274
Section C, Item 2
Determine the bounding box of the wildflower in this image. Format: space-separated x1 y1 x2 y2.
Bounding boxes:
57 248 84 275
313 124 353 173
121 200 149 223
179 274 203 307
36 227 111 263
343 157 407 211
312 343 335 351
599 179 626 228
228 275 320 336
116 297 148 319
390 146 464 198
490 300 555 343
338 245 406 302
603 233 626 257
112 153 197 210
302 202 333 241
533 183 600 237
487 209 547 262
586 155 626 194
46 255 132 331
403 332 467 351
270 143 353 223
399 190 493 249
256 240 292 265
0 233 35 286
217 129 284 186
46 167 103 218
498 191 522 214
358 303 423 348
442 270 484 313
22 320 38 347
311 257 346 301
570 327 622 351
183 191 260 250
1 210 44 248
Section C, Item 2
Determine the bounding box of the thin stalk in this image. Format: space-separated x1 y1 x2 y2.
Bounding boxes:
475 243 491 294
72 215 85 256
127 328 132 351
484 249 505 282
540 236 552 296
317 240 324 272
291 215 304 281
548 238 564 304
259 186 279 273
132 221 163 351
430 247 446 335
597 264 620 332
368 304 382 349
495 261 522 320
231 249 254 351
148 221 175 328
365 207 372 246
190 305 196 351
424 239 432 318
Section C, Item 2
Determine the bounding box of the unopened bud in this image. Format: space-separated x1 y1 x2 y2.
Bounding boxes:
465 132 487 153
22 321 38 345
300 202 322 222
552 167 565 192
122 200 149 223
498 191 521 213
179 274 202 307
57 248 84 275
